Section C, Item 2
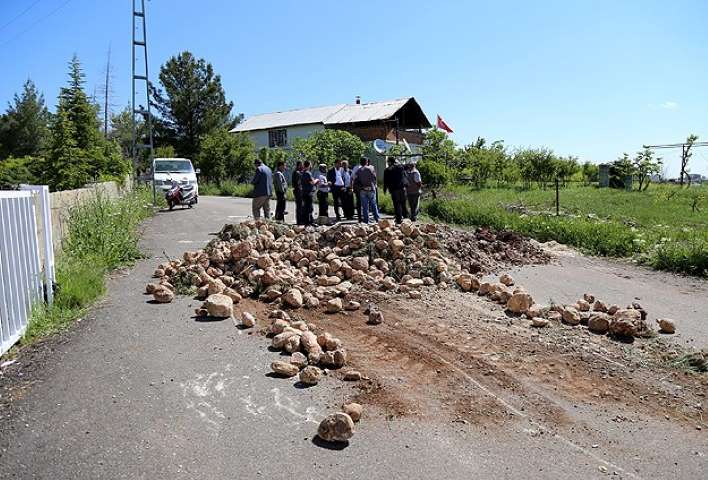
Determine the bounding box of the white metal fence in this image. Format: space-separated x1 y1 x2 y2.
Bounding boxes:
0 189 53 356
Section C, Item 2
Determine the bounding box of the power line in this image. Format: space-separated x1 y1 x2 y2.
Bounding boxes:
0 0 74 49
0 0 43 33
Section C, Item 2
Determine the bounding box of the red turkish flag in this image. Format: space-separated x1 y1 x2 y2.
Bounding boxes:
436 114 454 133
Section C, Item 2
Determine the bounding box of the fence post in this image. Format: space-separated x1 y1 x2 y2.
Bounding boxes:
20 185 55 305
555 177 560 216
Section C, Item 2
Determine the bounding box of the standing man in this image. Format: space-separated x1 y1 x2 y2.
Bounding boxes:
351 160 362 222
383 156 408 223
327 160 345 222
251 158 273 220
300 160 316 225
316 164 330 223
341 160 355 220
291 160 304 225
354 156 380 224
405 162 422 221
274 160 288 222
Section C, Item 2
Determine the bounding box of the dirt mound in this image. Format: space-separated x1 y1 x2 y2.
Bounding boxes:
438 226 551 275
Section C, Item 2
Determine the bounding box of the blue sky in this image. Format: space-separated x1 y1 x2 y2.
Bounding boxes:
1 0 707 176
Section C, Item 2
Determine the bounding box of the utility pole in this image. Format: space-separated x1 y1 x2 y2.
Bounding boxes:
131 0 154 176
103 44 111 138
644 138 708 186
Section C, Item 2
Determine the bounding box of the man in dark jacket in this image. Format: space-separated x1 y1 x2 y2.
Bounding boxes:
274 161 288 222
383 156 408 223
299 160 317 225
291 160 303 224
251 159 273 219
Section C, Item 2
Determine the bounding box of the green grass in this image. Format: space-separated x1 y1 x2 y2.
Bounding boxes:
21 186 156 345
425 183 708 276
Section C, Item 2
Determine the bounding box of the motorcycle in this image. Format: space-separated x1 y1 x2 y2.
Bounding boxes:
165 179 198 210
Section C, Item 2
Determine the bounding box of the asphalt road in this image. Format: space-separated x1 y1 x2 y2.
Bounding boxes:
0 196 705 479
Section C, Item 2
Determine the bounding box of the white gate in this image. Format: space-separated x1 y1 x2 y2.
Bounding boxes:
0 191 45 355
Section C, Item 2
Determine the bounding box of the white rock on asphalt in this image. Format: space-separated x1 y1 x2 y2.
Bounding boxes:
271 360 299 377
241 311 256 328
656 318 676 334
507 292 534 314
342 403 363 422
317 412 355 442
204 293 233 317
299 366 322 385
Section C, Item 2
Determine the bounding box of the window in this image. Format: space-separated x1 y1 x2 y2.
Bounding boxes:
268 129 287 147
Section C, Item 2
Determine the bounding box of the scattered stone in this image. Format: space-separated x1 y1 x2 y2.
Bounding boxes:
271 360 299 377
343 370 362 381
656 318 676 334
241 311 256 328
145 283 160 294
562 307 581 326
270 319 289 335
290 352 308 368
326 298 344 314
345 300 361 311
588 313 611 334
342 403 363 422
317 413 355 442
152 287 174 303
408 290 422 299
367 308 384 325
593 300 608 312
547 311 562 322
204 293 233 318
299 366 322 385
576 299 591 312
499 273 514 286
530 317 550 328
607 304 620 316
282 288 304 309
583 293 596 304
507 292 534 314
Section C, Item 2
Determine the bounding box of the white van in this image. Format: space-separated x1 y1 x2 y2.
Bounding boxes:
152 158 199 195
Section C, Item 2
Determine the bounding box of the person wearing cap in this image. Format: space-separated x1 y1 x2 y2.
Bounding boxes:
251 158 273 220
316 163 330 221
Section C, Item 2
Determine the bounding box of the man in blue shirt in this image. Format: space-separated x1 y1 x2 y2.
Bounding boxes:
251 159 273 220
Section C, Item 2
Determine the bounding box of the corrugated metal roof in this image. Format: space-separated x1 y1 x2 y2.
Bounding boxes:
230 104 346 132
323 98 411 125
230 97 414 132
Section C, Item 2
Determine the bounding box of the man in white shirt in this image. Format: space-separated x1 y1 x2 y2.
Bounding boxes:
327 160 345 221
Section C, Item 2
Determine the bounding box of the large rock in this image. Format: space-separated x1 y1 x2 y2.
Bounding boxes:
343 403 363 422
609 309 642 337
499 273 514 286
145 283 160 294
290 352 308 368
241 311 256 328
326 298 344 314
506 292 534 314
153 287 174 303
317 413 355 442
368 309 384 325
271 360 299 377
588 313 611 334
204 293 233 318
656 318 676 334
270 319 289 335
576 299 591 312
284 334 302 353
562 307 581 326
592 300 608 312
351 257 369 271
300 331 321 354
282 289 303 308
299 366 322 385
456 274 480 292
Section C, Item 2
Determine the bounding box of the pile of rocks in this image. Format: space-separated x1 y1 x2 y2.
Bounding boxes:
457 273 676 340
147 219 465 311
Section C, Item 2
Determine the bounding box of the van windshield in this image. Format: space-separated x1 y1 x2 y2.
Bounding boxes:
154 160 193 173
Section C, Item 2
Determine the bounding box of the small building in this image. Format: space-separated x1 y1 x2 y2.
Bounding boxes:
230 97 432 169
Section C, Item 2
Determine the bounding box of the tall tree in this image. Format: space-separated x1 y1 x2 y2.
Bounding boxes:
150 51 234 159
0 79 51 158
59 55 102 151
680 134 698 186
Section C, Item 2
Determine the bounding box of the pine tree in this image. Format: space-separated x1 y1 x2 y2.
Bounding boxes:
0 79 51 158
59 55 101 151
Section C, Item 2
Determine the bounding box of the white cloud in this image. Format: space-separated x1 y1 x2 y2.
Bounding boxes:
660 101 679 110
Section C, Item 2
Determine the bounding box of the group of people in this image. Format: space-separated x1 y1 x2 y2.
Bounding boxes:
250 155 422 226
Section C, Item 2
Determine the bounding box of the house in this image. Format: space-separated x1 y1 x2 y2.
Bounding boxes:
230 96 432 157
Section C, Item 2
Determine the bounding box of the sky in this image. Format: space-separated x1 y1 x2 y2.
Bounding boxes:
1 0 707 176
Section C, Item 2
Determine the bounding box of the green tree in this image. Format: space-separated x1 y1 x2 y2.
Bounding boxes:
0 79 51 159
417 158 452 199
581 161 599 184
0 156 41 189
198 129 255 183
680 134 699 186
150 51 234 159
292 129 365 166
60 55 101 151
514 147 557 189
421 128 457 169
154 145 176 159
633 147 662 191
609 153 635 189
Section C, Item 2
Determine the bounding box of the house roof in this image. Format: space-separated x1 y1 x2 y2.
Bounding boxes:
230 97 430 133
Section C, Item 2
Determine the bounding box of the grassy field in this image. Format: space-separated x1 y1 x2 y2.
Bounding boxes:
426 183 707 276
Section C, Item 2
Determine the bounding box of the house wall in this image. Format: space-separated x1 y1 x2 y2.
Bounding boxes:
244 123 325 150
